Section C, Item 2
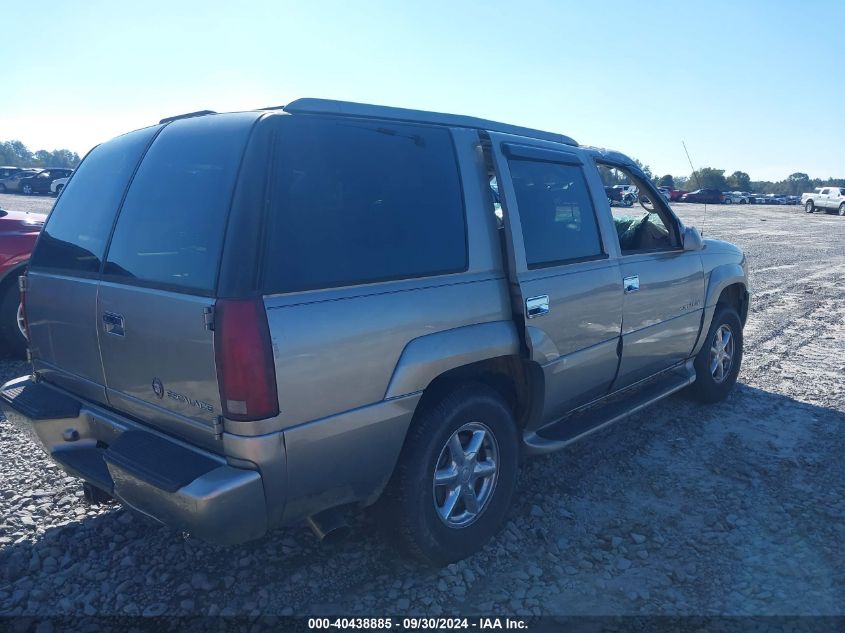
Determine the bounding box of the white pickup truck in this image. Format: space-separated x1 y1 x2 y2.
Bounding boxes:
802 187 845 215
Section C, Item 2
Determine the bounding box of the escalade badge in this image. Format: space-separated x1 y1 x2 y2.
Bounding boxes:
152 377 164 399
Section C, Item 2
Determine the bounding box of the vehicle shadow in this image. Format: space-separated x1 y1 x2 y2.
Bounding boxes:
1 382 843 617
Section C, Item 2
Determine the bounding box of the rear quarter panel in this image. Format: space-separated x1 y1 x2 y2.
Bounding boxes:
265 274 511 428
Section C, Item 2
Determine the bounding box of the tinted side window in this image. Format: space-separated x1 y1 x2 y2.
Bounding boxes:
262 117 466 293
507 159 603 268
29 127 159 274
104 113 257 293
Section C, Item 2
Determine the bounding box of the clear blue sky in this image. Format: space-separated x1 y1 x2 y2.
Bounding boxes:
2 0 842 181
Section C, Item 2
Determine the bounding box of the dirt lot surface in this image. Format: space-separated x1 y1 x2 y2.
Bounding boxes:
0 201 843 619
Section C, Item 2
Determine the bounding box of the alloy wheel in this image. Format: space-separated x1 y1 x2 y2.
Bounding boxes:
710 324 735 383
432 422 499 528
16 302 26 339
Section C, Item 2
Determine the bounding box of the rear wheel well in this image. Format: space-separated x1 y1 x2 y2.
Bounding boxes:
415 355 542 431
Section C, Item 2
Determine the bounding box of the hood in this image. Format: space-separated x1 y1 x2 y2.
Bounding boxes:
703 238 741 255
704 238 747 274
0 208 46 233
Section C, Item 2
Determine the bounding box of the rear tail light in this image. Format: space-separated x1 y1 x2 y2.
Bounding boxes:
214 298 279 421
18 274 28 340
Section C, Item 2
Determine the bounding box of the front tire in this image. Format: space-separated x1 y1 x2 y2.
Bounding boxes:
379 383 519 565
805 200 815 213
687 305 743 403
839 203 845 217
21 184 33 195
0 281 27 358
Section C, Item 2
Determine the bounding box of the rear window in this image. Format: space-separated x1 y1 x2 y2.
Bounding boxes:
262 117 467 293
30 126 160 274
507 159 603 268
103 113 257 294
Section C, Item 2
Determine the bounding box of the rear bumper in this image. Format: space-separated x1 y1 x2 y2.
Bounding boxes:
0 376 267 545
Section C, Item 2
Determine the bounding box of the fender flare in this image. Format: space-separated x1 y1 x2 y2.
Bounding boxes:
384 320 522 399
705 263 746 309
693 264 748 355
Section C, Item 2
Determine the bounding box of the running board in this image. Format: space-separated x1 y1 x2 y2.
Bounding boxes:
523 362 696 456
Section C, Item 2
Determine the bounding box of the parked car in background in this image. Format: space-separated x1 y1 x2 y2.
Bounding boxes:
723 191 750 204
18 168 73 195
0 100 748 564
669 189 688 201
763 194 788 205
784 195 800 205
802 187 845 215
0 169 41 193
0 207 44 356
606 184 637 206
0 166 25 180
50 176 70 195
680 189 724 204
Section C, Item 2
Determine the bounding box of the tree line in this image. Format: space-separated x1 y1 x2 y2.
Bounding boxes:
653 168 843 196
599 159 840 196
0 140 81 170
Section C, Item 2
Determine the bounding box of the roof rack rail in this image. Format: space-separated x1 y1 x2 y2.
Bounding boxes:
282 98 577 146
257 105 286 111
159 110 217 124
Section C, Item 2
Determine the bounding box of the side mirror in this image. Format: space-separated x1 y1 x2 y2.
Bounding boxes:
683 226 704 251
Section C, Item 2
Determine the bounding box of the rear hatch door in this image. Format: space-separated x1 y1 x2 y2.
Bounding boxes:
95 113 260 453
26 125 162 405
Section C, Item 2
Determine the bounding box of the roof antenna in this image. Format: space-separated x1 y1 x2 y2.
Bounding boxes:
682 140 706 236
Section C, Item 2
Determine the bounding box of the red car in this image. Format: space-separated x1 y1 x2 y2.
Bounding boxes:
0 207 45 356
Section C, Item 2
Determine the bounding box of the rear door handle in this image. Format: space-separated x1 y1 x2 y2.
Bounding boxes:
526 295 550 319
623 275 640 294
102 312 125 336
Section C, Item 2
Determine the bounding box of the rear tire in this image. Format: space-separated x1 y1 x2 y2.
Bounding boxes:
82 482 113 505
805 200 815 213
0 281 27 358
379 383 519 565
839 203 845 217
686 305 743 403
21 184 33 195
0 184 5 193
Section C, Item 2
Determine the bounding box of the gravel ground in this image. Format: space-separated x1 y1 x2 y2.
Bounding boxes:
0 193 54 216
0 201 843 618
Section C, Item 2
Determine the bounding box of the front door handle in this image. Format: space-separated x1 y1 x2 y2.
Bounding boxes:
526 295 550 319
102 312 125 336
623 275 640 294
